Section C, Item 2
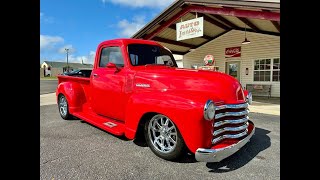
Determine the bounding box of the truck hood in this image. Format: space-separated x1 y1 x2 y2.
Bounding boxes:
133 66 245 104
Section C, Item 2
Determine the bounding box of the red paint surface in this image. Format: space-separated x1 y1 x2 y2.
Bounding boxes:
56 39 253 153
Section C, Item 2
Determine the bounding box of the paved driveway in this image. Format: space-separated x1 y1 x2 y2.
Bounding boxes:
40 80 58 95
40 100 280 180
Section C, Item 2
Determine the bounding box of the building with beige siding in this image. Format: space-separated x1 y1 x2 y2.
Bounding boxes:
183 30 280 97
132 0 280 97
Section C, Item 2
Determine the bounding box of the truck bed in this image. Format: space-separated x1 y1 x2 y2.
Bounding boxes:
57 75 91 84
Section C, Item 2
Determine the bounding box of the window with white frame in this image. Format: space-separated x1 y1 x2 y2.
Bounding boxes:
254 59 271 81
272 58 280 81
253 58 280 82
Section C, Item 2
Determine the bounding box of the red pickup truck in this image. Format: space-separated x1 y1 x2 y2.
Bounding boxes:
56 38 255 162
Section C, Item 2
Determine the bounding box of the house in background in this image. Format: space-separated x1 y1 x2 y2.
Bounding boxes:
40 61 93 77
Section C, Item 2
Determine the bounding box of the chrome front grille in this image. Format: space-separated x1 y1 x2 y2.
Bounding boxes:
212 103 249 144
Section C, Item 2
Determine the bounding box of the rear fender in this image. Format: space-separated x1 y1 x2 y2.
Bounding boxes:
56 81 87 114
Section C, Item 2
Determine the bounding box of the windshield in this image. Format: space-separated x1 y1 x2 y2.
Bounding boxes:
128 44 177 67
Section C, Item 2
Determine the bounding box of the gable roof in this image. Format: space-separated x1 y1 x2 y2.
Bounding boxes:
43 61 93 69
131 0 280 55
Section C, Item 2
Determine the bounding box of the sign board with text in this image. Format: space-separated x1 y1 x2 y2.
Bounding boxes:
176 17 203 41
225 47 241 58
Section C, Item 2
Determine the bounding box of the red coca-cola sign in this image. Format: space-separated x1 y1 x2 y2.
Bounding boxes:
225 47 241 58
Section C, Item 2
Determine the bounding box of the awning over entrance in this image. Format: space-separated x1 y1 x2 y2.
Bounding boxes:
131 0 280 55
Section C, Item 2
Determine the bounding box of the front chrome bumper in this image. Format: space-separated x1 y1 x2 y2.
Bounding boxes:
195 124 255 162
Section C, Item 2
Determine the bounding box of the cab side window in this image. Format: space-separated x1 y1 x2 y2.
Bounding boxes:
99 47 124 67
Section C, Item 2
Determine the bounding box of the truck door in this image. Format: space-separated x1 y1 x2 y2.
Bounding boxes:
91 45 127 121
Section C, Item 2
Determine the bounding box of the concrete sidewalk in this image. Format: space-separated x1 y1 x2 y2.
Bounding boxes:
249 101 280 116
40 93 56 106
40 93 280 116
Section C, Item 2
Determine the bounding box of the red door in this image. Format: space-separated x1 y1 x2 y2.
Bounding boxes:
91 46 127 121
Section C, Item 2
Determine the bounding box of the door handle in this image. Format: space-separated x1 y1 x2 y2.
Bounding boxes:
93 74 99 78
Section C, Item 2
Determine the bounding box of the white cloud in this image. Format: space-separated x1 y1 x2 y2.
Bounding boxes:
40 12 54 23
117 15 146 37
102 0 174 8
58 44 76 54
66 50 95 65
40 35 64 50
40 34 95 65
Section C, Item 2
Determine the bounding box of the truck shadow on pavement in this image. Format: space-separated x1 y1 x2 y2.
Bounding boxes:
76 117 270 167
206 127 271 173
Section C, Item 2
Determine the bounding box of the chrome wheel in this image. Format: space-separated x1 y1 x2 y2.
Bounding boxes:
59 96 68 117
148 115 177 153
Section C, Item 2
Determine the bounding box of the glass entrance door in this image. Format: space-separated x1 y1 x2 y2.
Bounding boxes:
226 61 240 81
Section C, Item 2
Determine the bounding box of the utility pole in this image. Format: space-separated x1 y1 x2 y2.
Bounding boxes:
65 48 69 72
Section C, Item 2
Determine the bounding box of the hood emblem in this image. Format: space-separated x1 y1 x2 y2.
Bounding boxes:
136 83 150 88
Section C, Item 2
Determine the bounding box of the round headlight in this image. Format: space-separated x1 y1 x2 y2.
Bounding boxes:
204 100 215 120
247 92 253 105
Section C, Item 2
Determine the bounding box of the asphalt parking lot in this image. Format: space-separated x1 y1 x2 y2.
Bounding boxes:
40 102 279 180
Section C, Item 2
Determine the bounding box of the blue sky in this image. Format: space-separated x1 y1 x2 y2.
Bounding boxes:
40 0 175 64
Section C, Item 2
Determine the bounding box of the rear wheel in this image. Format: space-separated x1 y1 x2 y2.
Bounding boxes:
58 94 71 120
144 114 186 161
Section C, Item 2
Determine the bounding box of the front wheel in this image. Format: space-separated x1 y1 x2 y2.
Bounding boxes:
144 114 186 161
58 94 71 120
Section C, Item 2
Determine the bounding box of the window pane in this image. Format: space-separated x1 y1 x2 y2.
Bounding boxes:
130 54 138 65
260 65 265 70
266 59 271 64
254 65 259 70
255 60 259 65
260 59 265 64
273 71 278 76
109 51 124 66
273 75 278 81
266 64 271 70
254 71 259 81
99 47 124 67
260 71 265 81
273 63 279 69
274 58 280 64
265 71 271 81
273 71 280 81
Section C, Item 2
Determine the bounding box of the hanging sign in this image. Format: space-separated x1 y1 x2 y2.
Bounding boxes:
176 17 203 41
225 47 241 58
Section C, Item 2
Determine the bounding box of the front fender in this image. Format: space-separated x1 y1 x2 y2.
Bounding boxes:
124 92 213 153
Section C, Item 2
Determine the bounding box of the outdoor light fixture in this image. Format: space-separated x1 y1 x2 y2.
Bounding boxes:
242 24 251 45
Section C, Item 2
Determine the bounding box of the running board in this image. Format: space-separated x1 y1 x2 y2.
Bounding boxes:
73 111 125 136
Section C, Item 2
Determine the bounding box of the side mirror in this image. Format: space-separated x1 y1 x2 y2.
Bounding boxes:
106 62 120 71
106 62 117 68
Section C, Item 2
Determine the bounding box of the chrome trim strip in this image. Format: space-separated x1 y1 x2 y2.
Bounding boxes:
213 122 248 136
215 103 248 111
215 109 249 119
195 122 255 162
214 116 249 127
212 129 248 144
